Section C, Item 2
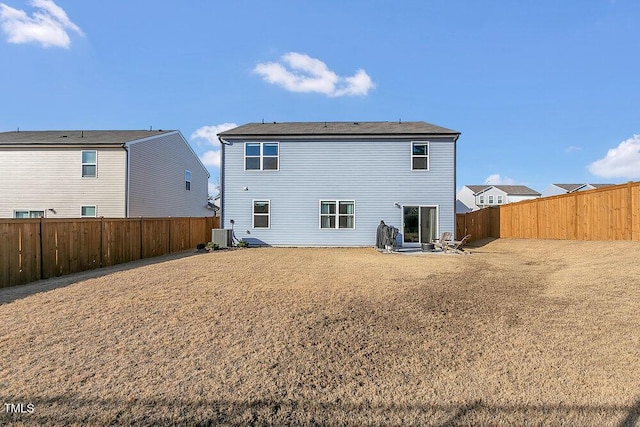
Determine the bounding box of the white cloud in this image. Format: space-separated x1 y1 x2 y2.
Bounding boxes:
191 123 238 172
0 0 84 48
254 52 375 97
200 150 221 168
190 123 237 147
588 134 640 179
484 174 518 185
565 145 582 153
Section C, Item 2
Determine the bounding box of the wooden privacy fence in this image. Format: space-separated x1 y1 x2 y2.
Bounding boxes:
457 181 640 242
0 216 220 288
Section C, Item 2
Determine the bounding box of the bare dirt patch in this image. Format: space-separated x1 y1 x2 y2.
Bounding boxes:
1 240 639 426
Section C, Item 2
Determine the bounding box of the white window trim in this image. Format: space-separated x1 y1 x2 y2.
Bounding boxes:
244 142 280 171
81 205 97 218
319 200 356 230
488 195 495 204
478 195 484 205
497 195 504 204
410 141 430 171
252 199 270 229
81 150 97 178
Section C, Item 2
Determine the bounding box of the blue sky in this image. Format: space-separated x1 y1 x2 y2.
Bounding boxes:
1 0 639 196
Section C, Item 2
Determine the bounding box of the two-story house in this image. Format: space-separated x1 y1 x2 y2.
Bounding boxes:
457 185 541 212
218 121 460 247
0 130 211 218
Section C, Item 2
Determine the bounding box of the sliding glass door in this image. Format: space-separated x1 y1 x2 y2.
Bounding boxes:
402 206 437 245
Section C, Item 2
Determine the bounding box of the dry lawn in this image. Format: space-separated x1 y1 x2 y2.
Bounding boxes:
1 239 639 426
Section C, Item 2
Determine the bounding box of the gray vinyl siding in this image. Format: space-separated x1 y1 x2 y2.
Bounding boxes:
128 132 210 217
223 137 455 246
0 147 126 218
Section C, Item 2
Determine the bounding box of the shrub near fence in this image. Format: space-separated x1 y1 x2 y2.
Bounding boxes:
0 216 220 288
457 181 640 242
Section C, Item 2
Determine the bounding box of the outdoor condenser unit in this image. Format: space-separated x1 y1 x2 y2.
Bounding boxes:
212 229 233 249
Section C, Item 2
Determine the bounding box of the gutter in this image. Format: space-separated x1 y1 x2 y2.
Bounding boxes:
218 133 461 141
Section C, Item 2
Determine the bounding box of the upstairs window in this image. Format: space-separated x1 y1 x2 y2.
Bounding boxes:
320 200 355 229
411 142 429 170
497 195 504 204
82 150 97 177
478 195 484 205
253 200 270 228
245 142 279 171
488 195 495 204
185 170 191 191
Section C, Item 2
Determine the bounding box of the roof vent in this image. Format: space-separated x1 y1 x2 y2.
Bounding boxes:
353 122 359 125
59 135 67 138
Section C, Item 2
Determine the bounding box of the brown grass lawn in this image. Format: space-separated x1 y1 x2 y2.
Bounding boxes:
1 239 639 426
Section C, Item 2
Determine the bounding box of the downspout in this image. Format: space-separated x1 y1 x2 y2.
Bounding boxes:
453 133 460 238
122 143 130 217
218 136 231 227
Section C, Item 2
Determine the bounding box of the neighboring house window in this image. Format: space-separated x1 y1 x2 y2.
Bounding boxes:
253 200 270 228
15 210 45 218
497 195 504 204
185 170 191 191
411 142 429 170
478 195 484 205
82 150 97 177
81 206 97 217
245 142 279 171
488 195 494 204
320 200 355 229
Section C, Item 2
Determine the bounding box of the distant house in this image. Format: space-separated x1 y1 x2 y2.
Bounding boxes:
541 183 614 198
0 130 211 218
457 185 541 212
218 121 460 247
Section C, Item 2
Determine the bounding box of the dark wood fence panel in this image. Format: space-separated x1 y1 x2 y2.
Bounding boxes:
0 219 41 286
41 219 102 279
1 216 219 288
456 207 497 241
102 219 142 267
170 218 191 253
457 181 640 242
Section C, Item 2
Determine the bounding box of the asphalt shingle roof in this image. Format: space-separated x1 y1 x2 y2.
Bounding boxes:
0 130 174 145
554 184 584 192
218 121 460 137
469 185 541 196
554 183 614 191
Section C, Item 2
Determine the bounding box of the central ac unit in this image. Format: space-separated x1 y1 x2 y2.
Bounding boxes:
212 229 233 248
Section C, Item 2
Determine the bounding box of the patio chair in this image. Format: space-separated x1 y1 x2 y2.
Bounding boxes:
445 234 471 254
432 231 452 252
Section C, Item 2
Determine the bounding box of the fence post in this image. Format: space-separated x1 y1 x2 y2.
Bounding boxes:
39 217 44 281
573 192 579 240
627 181 633 240
99 217 104 267
168 217 172 254
140 217 144 260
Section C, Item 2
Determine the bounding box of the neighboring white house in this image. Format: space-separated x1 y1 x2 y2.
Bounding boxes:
457 185 541 212
218 121 460 247
0 130 211 218
541 183 614 198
